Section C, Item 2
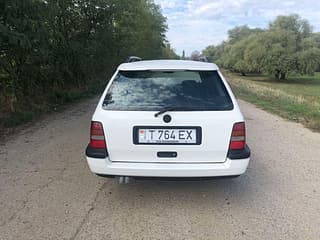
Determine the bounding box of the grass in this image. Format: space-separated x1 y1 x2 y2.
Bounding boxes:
223 70 320 132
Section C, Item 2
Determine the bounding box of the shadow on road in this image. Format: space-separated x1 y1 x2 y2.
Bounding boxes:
95 172 260 210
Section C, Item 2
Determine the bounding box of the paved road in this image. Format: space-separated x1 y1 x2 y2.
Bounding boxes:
0 98 319 240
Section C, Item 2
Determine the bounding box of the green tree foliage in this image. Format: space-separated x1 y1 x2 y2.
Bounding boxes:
202 42 225 63
203 26 264 75
202 15 320 79
227 25 263 44
219 38 251 75
0 0 173 115
161 42 180 59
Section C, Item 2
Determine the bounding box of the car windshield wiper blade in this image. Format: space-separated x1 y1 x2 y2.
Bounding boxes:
154 106 194 117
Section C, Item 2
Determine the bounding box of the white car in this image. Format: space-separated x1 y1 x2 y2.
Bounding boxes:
85 59 250 181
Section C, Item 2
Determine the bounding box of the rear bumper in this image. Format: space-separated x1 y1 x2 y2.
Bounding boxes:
86 157 250 177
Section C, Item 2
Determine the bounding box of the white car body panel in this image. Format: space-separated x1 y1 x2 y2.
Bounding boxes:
94 110 241 163
87 157 250 177
118 60 219 71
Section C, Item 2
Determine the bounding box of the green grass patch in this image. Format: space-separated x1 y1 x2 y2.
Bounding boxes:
223 70 320 131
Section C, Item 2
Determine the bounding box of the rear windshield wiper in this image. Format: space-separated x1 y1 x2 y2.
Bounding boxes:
154 106 194 117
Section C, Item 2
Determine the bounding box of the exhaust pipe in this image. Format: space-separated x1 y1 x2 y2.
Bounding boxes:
118 176 131 184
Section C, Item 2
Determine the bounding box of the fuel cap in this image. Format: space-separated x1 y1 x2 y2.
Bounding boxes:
163 114 171 123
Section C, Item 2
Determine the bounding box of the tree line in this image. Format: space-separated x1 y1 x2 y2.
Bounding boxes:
0 0 177 118
202 14 320 80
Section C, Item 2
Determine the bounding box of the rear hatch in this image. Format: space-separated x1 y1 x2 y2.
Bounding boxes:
96 70 237 163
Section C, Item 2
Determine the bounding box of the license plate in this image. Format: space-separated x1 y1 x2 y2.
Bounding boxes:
133 127 201 145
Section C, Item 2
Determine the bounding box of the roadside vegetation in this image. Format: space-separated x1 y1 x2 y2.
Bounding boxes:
0 0 178 129
224 71 320 131
202 14 320 131
203 14 320 79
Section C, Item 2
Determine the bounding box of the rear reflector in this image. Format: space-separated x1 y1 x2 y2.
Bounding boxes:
89 121 106 149
229 122 246 150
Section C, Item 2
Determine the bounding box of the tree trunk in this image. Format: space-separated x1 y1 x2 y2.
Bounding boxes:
280 72 286 80
8 93 17 113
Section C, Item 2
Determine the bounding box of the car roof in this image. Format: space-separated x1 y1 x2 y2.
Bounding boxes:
118 60 219 71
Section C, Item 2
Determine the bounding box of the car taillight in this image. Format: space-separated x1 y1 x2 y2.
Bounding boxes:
229 122 246 150
89 121 106 149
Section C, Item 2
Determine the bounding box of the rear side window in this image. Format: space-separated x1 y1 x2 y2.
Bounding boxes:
103 70 233 111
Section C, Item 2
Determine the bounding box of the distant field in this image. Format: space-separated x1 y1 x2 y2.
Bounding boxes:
223 70 320 131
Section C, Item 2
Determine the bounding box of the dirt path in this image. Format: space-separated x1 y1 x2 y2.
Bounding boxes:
0 98 319 240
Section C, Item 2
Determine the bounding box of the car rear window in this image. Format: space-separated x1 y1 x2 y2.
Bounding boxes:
102 70 233 111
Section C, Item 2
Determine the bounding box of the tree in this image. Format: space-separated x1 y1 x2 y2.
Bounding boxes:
202 14 320 80
264 15 314 79
162 42 179 59
310 33 320 71
0 0 171 117
182 50 185 60
228 25 263 44
220 38 251 75
243 33 267 73
0 0 47 112
202 43 225 63
190 50 200 60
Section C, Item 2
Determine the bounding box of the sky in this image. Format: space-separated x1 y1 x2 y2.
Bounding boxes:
154 0 320 56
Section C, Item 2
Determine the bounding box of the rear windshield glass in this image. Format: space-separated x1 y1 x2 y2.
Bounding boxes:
103 70 233 111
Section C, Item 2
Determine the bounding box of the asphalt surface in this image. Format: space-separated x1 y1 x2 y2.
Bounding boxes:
0 97 319 240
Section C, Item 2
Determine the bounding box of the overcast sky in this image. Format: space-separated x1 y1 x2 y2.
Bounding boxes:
155 0 320 56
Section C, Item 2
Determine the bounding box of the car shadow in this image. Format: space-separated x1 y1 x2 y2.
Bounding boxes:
96 152 273 210
101 171 258 209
